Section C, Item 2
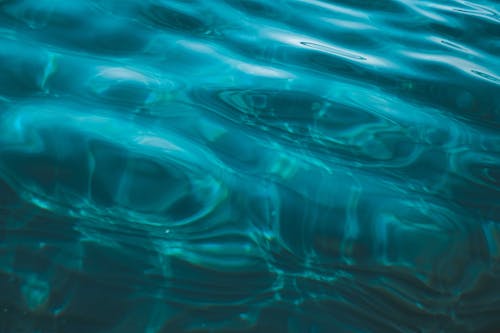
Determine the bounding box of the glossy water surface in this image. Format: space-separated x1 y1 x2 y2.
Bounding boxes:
0 1 499 332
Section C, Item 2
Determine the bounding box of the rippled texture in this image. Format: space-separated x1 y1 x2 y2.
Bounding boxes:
0 0 499 332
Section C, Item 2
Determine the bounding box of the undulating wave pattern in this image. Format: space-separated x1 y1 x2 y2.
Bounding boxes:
0 0 499 332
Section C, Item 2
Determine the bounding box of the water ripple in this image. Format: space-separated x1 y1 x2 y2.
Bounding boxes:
0 0 499 332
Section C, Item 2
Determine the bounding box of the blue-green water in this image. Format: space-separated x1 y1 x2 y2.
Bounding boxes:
0 1 499 332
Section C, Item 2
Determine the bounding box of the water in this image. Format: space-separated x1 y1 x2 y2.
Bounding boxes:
0 0 499 332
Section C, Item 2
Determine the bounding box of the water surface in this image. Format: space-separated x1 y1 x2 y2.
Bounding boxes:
0 1 499 332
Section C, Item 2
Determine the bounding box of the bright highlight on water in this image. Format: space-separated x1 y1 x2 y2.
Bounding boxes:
0 1 499 332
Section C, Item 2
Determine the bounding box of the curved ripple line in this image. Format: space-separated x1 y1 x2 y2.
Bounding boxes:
0 104 228 228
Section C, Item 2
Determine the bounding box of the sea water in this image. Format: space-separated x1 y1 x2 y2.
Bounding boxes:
0 1 499 332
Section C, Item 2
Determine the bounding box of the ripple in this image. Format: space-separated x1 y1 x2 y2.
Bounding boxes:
1 0 150 54
401 51 500 84
300 41 367 61
0 39 55 96
0 0 499 331
139 2 209 35
429 35 479 55
0 104 227 227
86 66 172 107
470 69 500 83
452 0 500 23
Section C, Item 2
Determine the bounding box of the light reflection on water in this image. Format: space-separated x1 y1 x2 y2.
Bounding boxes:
0 0 499 332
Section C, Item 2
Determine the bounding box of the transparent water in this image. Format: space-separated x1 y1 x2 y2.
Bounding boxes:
0 1 499 332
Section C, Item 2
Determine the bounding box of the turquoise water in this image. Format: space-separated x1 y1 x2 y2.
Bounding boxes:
0 0 499 332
